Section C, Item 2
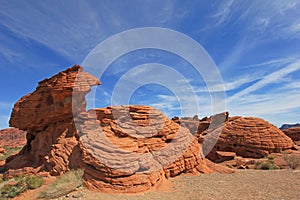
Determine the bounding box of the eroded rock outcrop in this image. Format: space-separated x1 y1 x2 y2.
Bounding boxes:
203 116 294 159
5 65 100 175
174 114 294 160
0 128 26 148
3 65 232 193
69 105 220 192
172 112 228 139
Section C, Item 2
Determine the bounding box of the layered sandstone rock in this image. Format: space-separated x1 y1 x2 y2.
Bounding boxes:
282 127 300 142
204 116 294 159
5 65 100 175
173 112 228 139
174 114 294 160
9 65 100 132
69 105 218 192
4 65 231 193
0 128 26 148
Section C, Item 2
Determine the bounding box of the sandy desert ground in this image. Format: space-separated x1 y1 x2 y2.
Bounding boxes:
15 169 300 200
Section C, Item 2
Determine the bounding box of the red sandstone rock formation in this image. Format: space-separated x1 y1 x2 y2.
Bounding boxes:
282 127 300 142
5 65 100 175
67 106 218 192
0 128 26 148
3 65 232 193
174 114 294 160
172 112 228 138
203 116 294 159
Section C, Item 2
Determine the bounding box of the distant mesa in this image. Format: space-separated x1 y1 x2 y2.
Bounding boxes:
279 123 300 130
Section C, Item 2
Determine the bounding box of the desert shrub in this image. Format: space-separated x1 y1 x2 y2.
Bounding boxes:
0 175 43 198
283 153 300 170
267 155 274 161
254 160 279 170
39 169 84 199
0 147 23 160
227 164 233 169
26 176 44 189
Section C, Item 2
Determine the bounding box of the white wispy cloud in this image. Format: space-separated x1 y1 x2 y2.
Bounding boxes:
195 75 258 93
280 82 300 90
218 38 249 71
0 1 180 63
243 57 296 68
289 22 300 35
211 0 236 26
148 92 216 118
246 0 300 39
0 45 22 63
0 1 105 61
228 91 300 126
228 60 300 102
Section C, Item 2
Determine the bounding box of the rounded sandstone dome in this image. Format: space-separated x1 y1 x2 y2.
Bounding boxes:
204 116 294 158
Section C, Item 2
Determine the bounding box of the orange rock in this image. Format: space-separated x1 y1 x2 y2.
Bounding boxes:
5 65 100 175
9 65 101 132
71 105 213 192
174 114 294 160
4 65 230 193
214 151 236 163
204 116 294 159
282 127 300 141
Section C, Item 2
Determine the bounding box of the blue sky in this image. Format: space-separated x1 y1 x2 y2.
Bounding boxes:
0 0 300 129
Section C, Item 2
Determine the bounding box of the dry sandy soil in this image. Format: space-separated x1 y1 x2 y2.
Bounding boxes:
15 169 300 200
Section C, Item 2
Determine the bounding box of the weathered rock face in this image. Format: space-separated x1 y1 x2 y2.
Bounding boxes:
172 112 228 139
282 127 300 142
204 116 294 159
174 114 294 160
68 105 219 192
5 65 100 175
4 65 231 193
0 128 27 148
9 65 100 132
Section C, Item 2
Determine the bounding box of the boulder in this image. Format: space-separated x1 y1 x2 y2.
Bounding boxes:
214 151 236 163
